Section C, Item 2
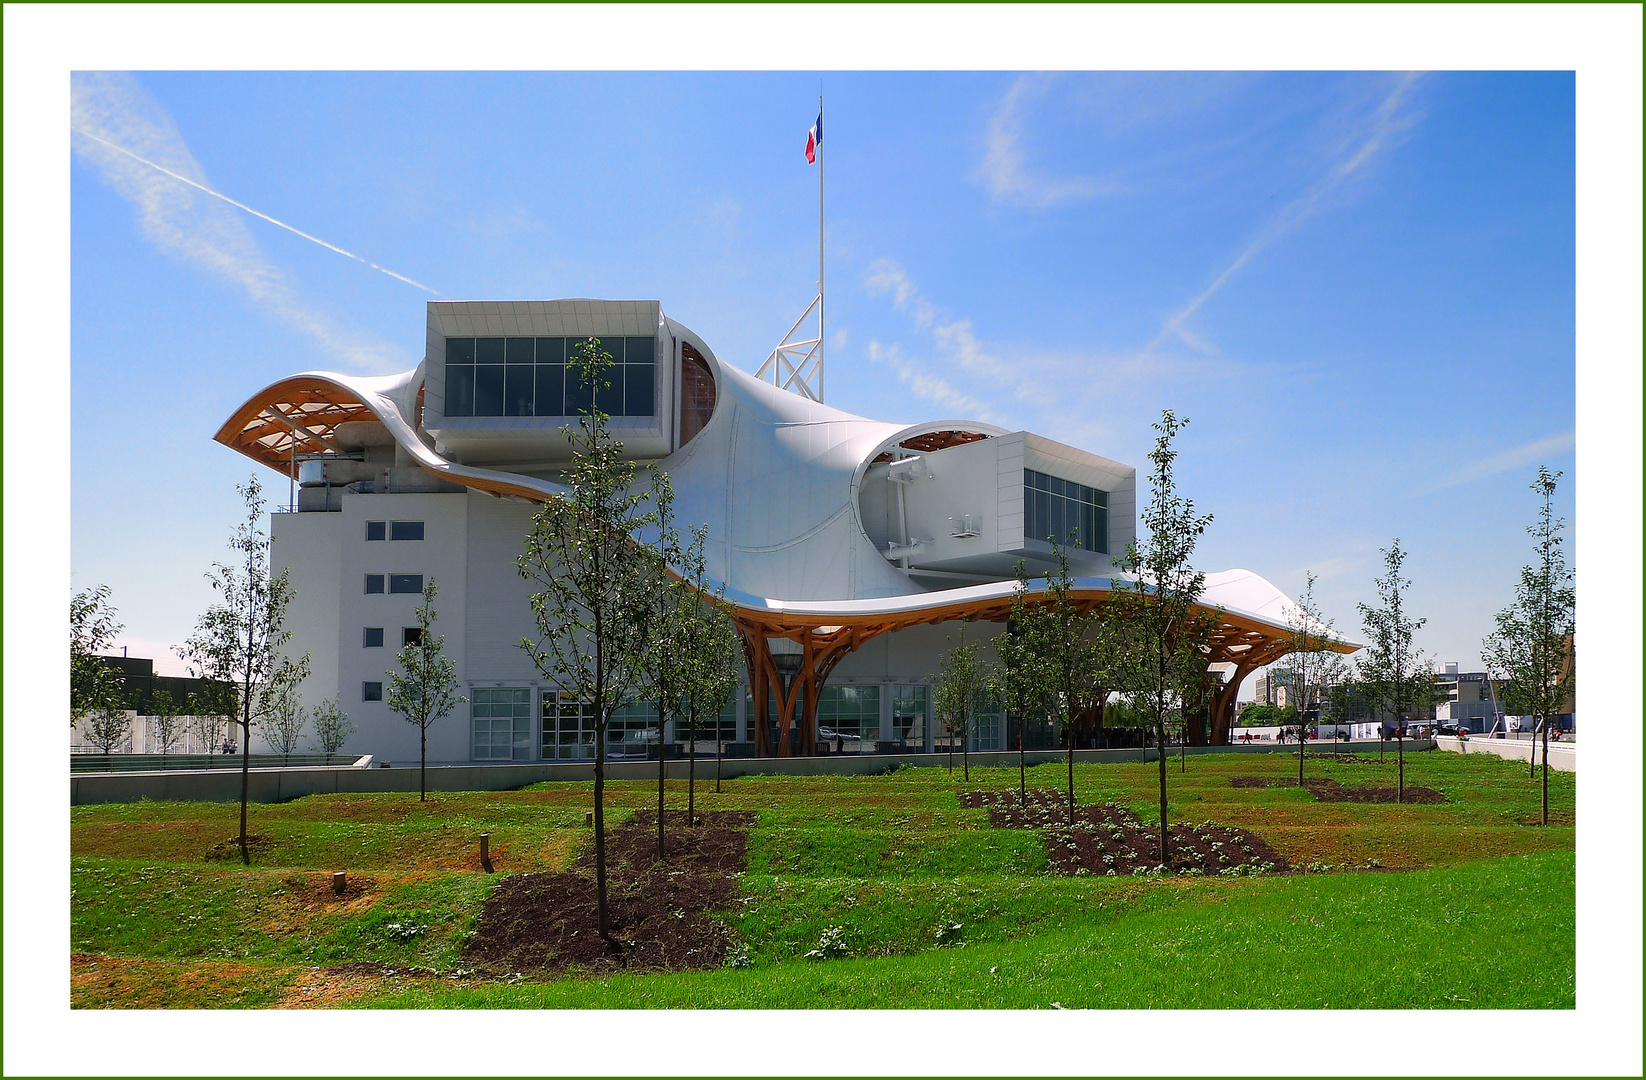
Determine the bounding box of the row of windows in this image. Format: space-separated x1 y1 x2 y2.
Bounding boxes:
1023 468 1109 554
363 627 423 648
364 574 423 595
365 520 424 542
443 336 657 419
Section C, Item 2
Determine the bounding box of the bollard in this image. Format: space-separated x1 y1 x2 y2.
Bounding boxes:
585 811 593 825
480 832 494 874
332 871 346 895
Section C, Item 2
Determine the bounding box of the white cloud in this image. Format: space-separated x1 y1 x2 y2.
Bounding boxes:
1150 73 1425 356
70 72 407 373
1427 431 1576 493
866 339 1003 423
980 74 1116 209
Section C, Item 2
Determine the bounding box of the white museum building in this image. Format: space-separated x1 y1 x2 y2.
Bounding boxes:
216 299 1341 764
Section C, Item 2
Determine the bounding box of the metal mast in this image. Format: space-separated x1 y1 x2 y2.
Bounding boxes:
758 95 826 402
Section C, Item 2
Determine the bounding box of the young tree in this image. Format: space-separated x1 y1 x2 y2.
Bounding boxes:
187 679 236 757
1273 572 1340 786
148 687 186 765
1356 539 1431 804
632 471 691 856
1020 544 1136 824
990 562 1051 806
1112 410 1213 868
79 693 133 755
1482 467 1575 825
310 697 356 760
676 526 742 817
261 679 309 766
518 337 657 945
70 585 124 732
386 577 464 801
184 476 310 864
933 622 985 782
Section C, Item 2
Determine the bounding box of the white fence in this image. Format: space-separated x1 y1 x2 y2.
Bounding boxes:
1435 734 1575 772
71 713 235 756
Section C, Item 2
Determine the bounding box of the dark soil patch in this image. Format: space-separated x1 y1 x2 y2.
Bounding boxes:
1229 776 1446 804
960 791 1288 876
464 810 752 977
203 833 275 860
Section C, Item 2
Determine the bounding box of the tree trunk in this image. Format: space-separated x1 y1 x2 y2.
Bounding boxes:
1017 714 1026 805
1540 721 1550 826
1067 724 1075 826
962 712 969 783
1529 718 1538 777
688 710 697 824
1156 721 1170 868
657 706 666 858
420 726 427 802
594 731 610 942
1396 731 1404 804
716 724 723 794
238 714 250 862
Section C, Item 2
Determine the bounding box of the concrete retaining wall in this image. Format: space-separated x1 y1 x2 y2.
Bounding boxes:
1435 735 1575 772
68 739 1416 806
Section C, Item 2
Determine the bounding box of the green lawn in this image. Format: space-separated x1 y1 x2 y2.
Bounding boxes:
69 748 1575 1008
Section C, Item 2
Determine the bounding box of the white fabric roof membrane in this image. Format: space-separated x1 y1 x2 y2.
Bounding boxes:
222 321 1359 649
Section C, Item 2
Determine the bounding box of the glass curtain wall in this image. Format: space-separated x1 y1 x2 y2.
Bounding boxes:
890 685 928 751
444 336 656 419
817 685 880 753
472 688 532 760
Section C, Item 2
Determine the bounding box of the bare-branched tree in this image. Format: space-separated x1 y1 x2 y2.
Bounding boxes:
185 476 310 864
518 338 657 946
386 577 464 801
1112 410 1213 869
1482 466 1575 825
1356 539 1431 805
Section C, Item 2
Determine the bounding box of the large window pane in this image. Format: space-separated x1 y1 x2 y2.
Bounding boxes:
534 337 564 364
474 365 504 416
535 364 565 417
595 368 624 416
624 362 655 417
505 364 535 416
446 365 475 417
565 363 595 415
445 337 475 365
506 336 535 365
476 337 505 365
625 337 655 369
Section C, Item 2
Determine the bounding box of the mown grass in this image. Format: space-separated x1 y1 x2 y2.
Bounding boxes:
363 851 1574 1009
68 747 1575 1008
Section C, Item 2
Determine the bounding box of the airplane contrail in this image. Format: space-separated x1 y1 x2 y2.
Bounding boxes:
72 127 439 295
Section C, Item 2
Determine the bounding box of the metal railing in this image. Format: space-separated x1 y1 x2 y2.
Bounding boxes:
69 753 361 774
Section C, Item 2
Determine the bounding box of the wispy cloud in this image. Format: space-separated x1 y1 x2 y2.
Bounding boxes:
1427 431 1576 493
980 74 1117 209
865 339 1004 424
1150 73 1425 356
70 72 412 373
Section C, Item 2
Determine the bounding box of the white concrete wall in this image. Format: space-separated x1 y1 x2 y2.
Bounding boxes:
1436 735 1575 772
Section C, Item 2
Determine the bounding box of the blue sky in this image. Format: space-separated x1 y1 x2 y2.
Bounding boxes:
70 69 1576 677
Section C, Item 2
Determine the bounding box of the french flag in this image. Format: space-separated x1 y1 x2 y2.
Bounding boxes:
804 112 822 164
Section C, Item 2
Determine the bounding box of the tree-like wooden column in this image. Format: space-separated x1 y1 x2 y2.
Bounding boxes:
736 620 883 757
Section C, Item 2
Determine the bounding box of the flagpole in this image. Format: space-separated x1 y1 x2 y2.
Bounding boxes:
817 93 825 402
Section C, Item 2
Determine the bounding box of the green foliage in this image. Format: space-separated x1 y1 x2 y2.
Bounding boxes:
70 584 125 732
309 697 356 756
386 577 464 797
1355 538 1431 728
932 622 985 776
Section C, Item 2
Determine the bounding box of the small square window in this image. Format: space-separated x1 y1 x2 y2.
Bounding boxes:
388 574 423 594
362 681 383 702
390 520 425 541
363 627 384 648
365 574 385 594
365 521 386 541
402 627 423 647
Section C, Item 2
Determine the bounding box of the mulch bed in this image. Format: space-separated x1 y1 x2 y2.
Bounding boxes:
463 809 753 977
959 790 1288 876
1229 776 1446 804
